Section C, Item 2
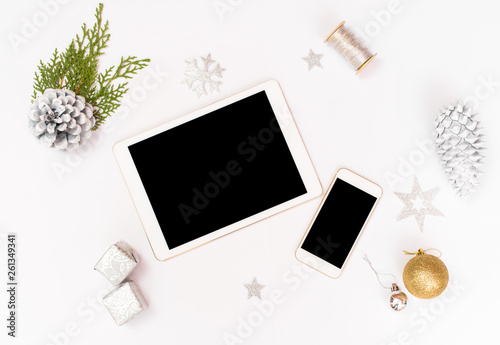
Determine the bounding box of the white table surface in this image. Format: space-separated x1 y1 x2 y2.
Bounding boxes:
1 0 499 344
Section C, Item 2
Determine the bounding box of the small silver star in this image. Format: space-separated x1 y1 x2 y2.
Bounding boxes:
244 277 265 300
302 49 323 71
395 177 444 232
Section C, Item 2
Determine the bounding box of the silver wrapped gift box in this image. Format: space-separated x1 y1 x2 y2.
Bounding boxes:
94 241 139 286
103 281 148 326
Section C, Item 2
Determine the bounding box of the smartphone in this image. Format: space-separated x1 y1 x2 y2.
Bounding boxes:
295 168 382 278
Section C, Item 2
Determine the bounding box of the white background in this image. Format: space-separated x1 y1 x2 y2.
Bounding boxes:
1 0 499 344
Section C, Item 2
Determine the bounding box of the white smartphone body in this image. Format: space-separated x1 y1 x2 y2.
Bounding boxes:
295 168 382 278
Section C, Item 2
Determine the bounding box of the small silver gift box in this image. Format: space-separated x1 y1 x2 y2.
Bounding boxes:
94 241 138 286
102 281 148 326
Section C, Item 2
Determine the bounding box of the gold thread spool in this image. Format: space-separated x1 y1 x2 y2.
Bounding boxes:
324 21 377 75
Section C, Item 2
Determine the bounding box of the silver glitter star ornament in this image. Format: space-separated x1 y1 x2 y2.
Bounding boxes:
182 53 226 97
302 49 323 71
244 277 265 300
395 177 444 232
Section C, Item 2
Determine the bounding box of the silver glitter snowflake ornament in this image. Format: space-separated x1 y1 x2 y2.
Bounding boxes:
244 277 265 300
395 177 444 232
302 49 323 71
182 53 226 97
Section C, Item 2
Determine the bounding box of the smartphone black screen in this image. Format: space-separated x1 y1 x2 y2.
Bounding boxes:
301 178 377 268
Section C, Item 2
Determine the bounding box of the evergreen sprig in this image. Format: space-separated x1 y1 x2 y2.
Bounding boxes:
32 3 150 130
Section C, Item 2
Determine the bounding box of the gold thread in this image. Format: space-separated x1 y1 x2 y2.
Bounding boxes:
324 21 377 74
403 248 442 258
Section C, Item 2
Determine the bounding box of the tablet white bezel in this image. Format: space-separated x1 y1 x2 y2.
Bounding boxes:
113 80 322 261
295 168 382 278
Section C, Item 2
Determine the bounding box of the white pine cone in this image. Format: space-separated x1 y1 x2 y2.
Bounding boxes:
434 101 485 199
29 89 96 151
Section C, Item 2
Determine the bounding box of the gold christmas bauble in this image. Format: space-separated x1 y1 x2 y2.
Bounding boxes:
403 249 449 299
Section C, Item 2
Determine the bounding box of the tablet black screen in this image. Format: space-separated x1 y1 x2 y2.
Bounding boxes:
128 91 307 249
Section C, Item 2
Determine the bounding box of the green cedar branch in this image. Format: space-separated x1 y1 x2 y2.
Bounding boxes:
31 3 150 130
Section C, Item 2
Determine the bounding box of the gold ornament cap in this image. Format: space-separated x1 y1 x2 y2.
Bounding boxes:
402 248 449 299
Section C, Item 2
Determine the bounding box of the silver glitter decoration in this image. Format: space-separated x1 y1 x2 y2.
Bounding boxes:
390 284 408 311
364 255 408 311
244 277 265 300
94 241 139 286
302 49 323 71
102 281 148 326
434 101 485 199
395 177 444 232
29 89 95 150
182 53 226 97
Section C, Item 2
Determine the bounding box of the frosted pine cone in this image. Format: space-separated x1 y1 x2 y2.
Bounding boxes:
29 89 95 151
434 101 485 199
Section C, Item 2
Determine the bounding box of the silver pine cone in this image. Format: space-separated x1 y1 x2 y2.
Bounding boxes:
29 89 96 151
434 101 485 199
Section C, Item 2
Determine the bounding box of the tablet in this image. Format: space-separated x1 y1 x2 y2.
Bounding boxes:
113 80 322 260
